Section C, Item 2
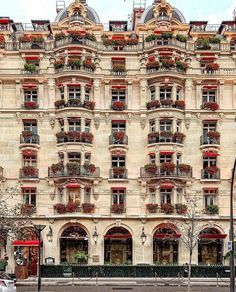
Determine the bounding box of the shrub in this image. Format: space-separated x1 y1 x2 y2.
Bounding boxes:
209 37 221 44
160 131 173 138
83 60 96 71
176 34 188 42
82 203 95 213
146 203 158 213
196 38 210 49
175 203 188 215
54 60 64 69
161 32 173 39
161 58 175 68
206 205 219 215
126 38 138 45
176 61 189 71
112 167 126 176
56 131 67 138
85 33 96 42
68 98 82 107
24 64 37 73
81 132 93 143
146 100 160 109
55 33 66 41
144 164 157 175
68 58 81 68
160 99 173 106
145 34 157 42
54 203 66 214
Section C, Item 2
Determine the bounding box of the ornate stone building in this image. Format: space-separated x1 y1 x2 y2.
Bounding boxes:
0 0 236 276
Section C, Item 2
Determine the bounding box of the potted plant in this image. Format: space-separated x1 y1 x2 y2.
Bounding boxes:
68 98 82 107
66 162 80 175
176 61 189 71
54 60 64 70
161 203 174 214
74 251 88 264
113 131 125 142
24 101 38 109
175 203 188 215
205 205 219 215
21 204 36 215
146 203 158 213
22 165 36 176
55 99 65 109
55 33 66 41
83 59 96 71
160 162 176 172
145 34 157 42
146 100 160 110
160 99 173 107
173 132 186 143
24 64 37 73
205 166 219 175
111 204 125 214
54 203 66 214
112 63 126 72
207 131 220 140
176 34 188 42
144 164 157 175
68 58 81 68
81 132 93 143
82 203 95 213
112 100 125 111
146 61 160 70
178 164 191 174
84 100 95 110
161 58 175 69
22 130 33 137
175 100 185 110
51 162 64 174
205 63 220 72
203 101 219 111
66 201 78 213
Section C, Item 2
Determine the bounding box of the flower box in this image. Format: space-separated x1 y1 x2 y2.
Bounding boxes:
84 100 95 110
175 203 188 215
111 204 125 214
207 131 220 139
205 166 219 175
146 61 160 70
81 132 93 143
112 167 126 176
24 101 38 109
160 99 173 107
66 201 78 213
146 203 158 213
160 162 176 172
146 100 160 110
205 63 220 71
205 205 219 215
203 102 219 111
22 166 37 176
83 59 96 71
68 131 81 140
22 131 33 137
112 101 125 111
173 132 186 143
175 100 185 110
66 162 80 175
161 203 174 214
54 203 66 214
82 203 95 213
113 131 125 142
161 58 175 68
176 61 189 71
21 204 36 215
144 164 158 175
178 164 191 174
24 64 37 73
51 162 64 174
54 60 64 69
55 99 65 109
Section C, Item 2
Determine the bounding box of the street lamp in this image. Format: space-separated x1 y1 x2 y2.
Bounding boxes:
93 227 98 244
46 226 53 243
141 227 147 245
34 224 46 292
230 158 236 292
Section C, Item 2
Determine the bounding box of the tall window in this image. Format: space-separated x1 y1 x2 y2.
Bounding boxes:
203 157 217 168
202 90 216 103
112 189 125 205
149 154 156 164
84 119 91 133
68 188 81 205
112 121 126 133
68 152 81 163
203 121 217 136
150 87 156 101
160 154 172 163
24 90 38 102
160 188 172 204
59 87 64 100
84 87 90 101
23 120 37 134
111 89 126 102
176 88 181 101
149 188 156 203
23 154 37 167
160 120 172 132
68 119 81 132
112 156 125 168
68 86 81 99
176 154 182 166
176 120 181 132
59 119 64 132
204 189 217 208
160 88 172 100
22 188 36 206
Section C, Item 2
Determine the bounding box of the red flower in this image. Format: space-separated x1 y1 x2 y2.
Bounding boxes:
66 202 78 213
144 164 157 175
203 102 219 111
161 203 174 214
53 203 66 214
82 203 95 213
175 100 185 110
160 162 176 172
24 101 38 109
146 204 158 213
147 100 160 110
113 131 125 142
84 100 95 110
112 101 125 111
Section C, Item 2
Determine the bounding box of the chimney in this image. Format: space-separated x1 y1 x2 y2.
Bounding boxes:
132 0 146 30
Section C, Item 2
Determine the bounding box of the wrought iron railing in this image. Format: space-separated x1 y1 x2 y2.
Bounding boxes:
48 165 100 178
200 135 220 146
20 134 40 145
140 166 192 178
109 135 128 145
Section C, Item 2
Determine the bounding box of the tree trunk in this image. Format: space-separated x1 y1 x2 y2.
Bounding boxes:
188 249 192 292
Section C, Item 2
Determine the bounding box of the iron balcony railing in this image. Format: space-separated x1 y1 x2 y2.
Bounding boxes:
110 205 126 214
56 133 93 144
20 134 40 145
55 65 94 73
19 168 39 179
201 169 220 180
19 41 45 50
109 135 128 145
48 165 100 178
148 134 184 145
200 135 220 146
140 166 192 179
109 168 128 179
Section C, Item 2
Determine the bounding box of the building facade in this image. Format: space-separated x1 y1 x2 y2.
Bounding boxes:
0 0 236 277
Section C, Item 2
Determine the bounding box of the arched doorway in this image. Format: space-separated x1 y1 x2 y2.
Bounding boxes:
104 227 132 265
153 223 180 265
198 227 226 264
60 226 88 264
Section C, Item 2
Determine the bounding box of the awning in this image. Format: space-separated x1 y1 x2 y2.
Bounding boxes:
112 120 126 123
25 56 40 61
203 152 220 157
160 151 175 155
111 187 126 190
160 184 174 189
154 233 181 239
104 234 132 239
22 84 38 89
66 184 80 188
12 240 40 246
199 234 227 239
148 152 156 156
111 85 126 89
203 188 218 193
67 83 80 87
22 149 37 157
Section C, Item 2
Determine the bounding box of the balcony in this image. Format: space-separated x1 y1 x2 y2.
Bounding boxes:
140 165 192 179
19 41 45 50
54 202 95 215
200 135 220 146
109 133 128 146
148 132 185 145
48 164 100 178
111 101 127 111
109 168 128 179
55 99 95 110
22 101 39 109
201 168 220 180
55 64 95 74
156 15 170 22
110 204 126 214
146 100 185 110
56 132 93 145
19 167 39 179
20 133 40 146
147 66 186 75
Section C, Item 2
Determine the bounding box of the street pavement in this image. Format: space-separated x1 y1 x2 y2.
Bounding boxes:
16 286 230 292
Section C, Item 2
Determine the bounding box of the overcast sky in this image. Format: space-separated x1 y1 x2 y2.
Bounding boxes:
0 0 235 24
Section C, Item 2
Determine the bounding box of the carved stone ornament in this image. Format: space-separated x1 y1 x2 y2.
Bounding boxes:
94 79 101 91
49 118 56 129
140 115 147 129
185 118 191 129
140 79 147 91
94 117 100 129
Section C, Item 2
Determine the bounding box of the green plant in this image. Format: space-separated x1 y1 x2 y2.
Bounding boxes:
209 37 221 44
161 203 174 214
161 32 173 39
66 162 80 175
74 251 88 263
175 203 188 215
68 58 81 68
145 34 157 42
83 59 96 71
144 164 157 175
85 33 96 41
196 38 210 49
205 205 219 215
0 259 7 271
55 33 66 41
112 63 126 72
24 64 37 73
161 58 175 68
176 61 189 71
176 34 188 42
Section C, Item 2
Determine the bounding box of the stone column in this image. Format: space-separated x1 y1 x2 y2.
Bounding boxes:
104 80 110 109
38 82 44 108
185 79 193 109
172 83 177 102
195 80 202 109
47 79 55 109
81 117 85 132
15 80 21 108
218 80 224 109
80 84 85 103
140 79 147 109
127 80 133 109
64 85 68 102
93 79 101 109
80 185 85 203
63 118 68 132
155 83 160 100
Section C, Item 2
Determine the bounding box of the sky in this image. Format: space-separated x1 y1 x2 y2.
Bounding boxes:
0 0 235 24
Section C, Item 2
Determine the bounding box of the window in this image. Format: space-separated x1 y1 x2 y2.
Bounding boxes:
112 121 126 133
68 153 81 163
176 120 181 132
84 87 90 101
112 189 125 205
176 88 181 101
59 88 64 100
149 120 156 133
22 188 36 206
149 188 156 204
160 155 172 163
68 188 81 205
59 119 64 132
84 187 92 203
203 121 217 136
160 88 172 100
203 157 217 168
85 119 91 133
68 119 81 132
23 120 37 134
111 89 126 102
176 154 182 166
160 188 172 204
112 156 125 168
150 87 156 101
68 87 81 100
160 120 172 132
23 154 37 167
204 189 217 208
24 90 38 102
202 90 216 103
149 154 156 164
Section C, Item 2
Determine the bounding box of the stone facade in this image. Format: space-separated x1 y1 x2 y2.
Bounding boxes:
0 0 235 275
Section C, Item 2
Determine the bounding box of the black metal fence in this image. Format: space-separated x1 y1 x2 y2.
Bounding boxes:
41 265 231 278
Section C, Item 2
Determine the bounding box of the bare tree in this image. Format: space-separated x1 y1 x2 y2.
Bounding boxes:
172 194 202 292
